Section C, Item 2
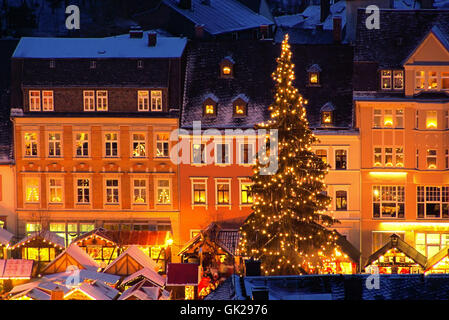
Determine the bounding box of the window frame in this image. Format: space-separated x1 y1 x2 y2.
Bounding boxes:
191 179 207 206
24 132 39 157
48 132 62 158
381 70 392 90
372 185 405 219
132 178 147 204
426 149 437 169
150 90 162 112
138 90 150 111
83 91 95 111
215 142 231 165
156 133 169 158
96 90 108 111
76 178 90 204
75 132 89 157
156 178 171 205
104 132 118 158
238 141 256 165
48 178 63 204
29 90 41 111
240 181 253 206
105 179 119 204
335 149 347 170
132 133 146 158
417 186 449 219
42 90 54 111
24 177 40 204
215 179 231 206
335 190 348 211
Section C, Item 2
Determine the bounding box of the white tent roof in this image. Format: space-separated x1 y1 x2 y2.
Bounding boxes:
121 267 165 288
0 228 13 246
44 244 99 273
44 269 120 285
103 245 158 273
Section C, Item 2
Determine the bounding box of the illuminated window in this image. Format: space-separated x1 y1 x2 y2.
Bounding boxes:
151 90 162 111
429 71 438 89
215 143 230 164
307 64 321 86
80 223 94 233
24 132 38 157
383 110 393 127
335 150 347 170
427 149 437 169
75 133 89 157
443 72 449 90
90 61 96 69
396 109 404 128
417 186 449 219
235 105 246 115
385 147 393 166
426 111 437 129
48 133 61 157
336 190 347 211
416 71 425 89
133 179 146 204
156 133 169 158
25 178 40 203
50 223 66 244
105 133 118 157
395 147 404 167
222 66 232 75
446 149 449 169
372 186 405 218
77 179 90 203
185 286 195 300
321 111 332 125
29 91 41 111
157 180 170 204
193 181 206 205
240 143 254 165
416 233 449 257
316 149 327 164
83 91 95 111
373 109 382 128
26 223 41 235
374 148 382 166
138 91 149 111
42 91 54 111
132 133 146 157
241 183 253 205
220 57 234 78
22 247 55 262
49 179 62 203
381 70 392 90
204 104 215 116
96 90 108 111
393 70 404 90
217 182 230 205
192 143 205 164
106 179 119 203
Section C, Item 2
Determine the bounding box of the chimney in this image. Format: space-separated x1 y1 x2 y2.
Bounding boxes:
333 16 342 43
148 32 157 47
320 0 330 23
195 24 205 39
129 25 143 38
50 286 64 300
260 25 269 39
178 0 192 9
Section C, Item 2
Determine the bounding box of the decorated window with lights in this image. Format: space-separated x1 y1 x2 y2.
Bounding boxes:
315 149 327 163
240 182 253 205
232 95 249 116
29 90 41 111
220 56 234 78
374 147 382 166
25 178 40 203
335 149 347 170
49 179 62 203
77 179 90 203
24 132 38 157
192 181 206 205
137 90 149 111
383 109 393 127
429 71 438 89
396 109 404 128
371 146 405 167
307 64 321 86
417 186 449 219
335 190 347 211
157 179 170 204
96 90 108 111
83 91 95 111
393 70 404 90
42 91 54 111
133 179 146 204
151 90 162 111
320 102 336 126
203 95 218 117
132 133 146 157
372 185 405 218
381 70 392 90
105 179 119 204
75 133 89 157
48 133 61 157
416 71 425 89
426 111 437 129
156 133 169 158
26 223 41 236
105 133 118 157
416 233 449 258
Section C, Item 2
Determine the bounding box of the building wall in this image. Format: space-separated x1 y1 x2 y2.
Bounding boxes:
0 164 16 235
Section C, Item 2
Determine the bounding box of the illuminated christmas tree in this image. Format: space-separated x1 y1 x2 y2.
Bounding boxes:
239 35 340 275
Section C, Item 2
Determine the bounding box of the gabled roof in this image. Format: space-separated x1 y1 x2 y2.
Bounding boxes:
11 230 65 250
425 246 449 271
44 269 120 286
119 279 169 300
0 259 34 279
64 281 119 300
162 0 273 35
335 235 360 264
403 25 449 65
166 263 199 286
41 244 99 274
121 267 166 288
364 234 427 268
103 245 159 275
0 228 13 246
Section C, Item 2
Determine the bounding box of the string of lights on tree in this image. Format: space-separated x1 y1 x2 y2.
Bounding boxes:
239 34 342 275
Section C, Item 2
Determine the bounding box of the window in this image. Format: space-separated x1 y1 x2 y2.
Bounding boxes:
105 133 118 157
446 150 448 169
374 147 382 166
241 183 253 205
417 186 449 219
156 133 169 158
151 90 162 111
132 133 146 157
426 111 437 129
374 109 382 128
396 109 404 128
429 71 438 89
416 233 449 257
383 110 393 127
316 149 327 163
193 181 206 205
216 143 230 164
25 178 40 203
309 72 319 85
96 91 108 111
29 91 41 111
321 111 332 125
335 190 347 211
42 91 54 111
26 223 41 235
217 182 230 205
381 70 392 90
240 143 254 165
133 179 146 204
335 150 347 170
427 149 437 169
192 143 205 164
138 91 149 111
76 133 89 157
90 61 96 69
83 91 95 111
24 133 38 157
77 179 90 203
234 104 247 116
220 57 234 78
385 148 393 166
395 147 404 167
393 70 404 90
157 180 170 204
416 71 425 89
49 179 62 203
443 72 449 90
105 179 119 204
48 133 61 157
372 186 405 218
204 104 215 116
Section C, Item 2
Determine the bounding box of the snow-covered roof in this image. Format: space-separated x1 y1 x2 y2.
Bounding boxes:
44 269 120 285
11 230 65 250
65 281 118 300
43 243 99 273
163 0 273 35
103 245 159 274
434 0 449 8
0 228 13 246
0 259 34 279
121 267 165 288
13 35 188 59
274 14 305 28
119 279 170 300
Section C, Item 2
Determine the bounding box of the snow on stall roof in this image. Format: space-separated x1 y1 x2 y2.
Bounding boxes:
44 269 120 285
12 35 187 59
163 0 273 35
8 279 41 295
1 259 33 279
26 288 51 300
122 267 165 288
11 230 65 249
0 228 13 246
44 244 99 272
66 282 114 300
103 245 158 273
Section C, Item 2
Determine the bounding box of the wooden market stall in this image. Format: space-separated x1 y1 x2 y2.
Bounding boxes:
322 234 361 274
424 246 449 274
166 263 199 300
0 228 13 259
103 245 159 276
364 234 427 274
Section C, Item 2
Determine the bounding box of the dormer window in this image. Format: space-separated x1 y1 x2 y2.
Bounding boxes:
381 70 404 90
320 102 335 126
232 94 249 117
307 64 321 86
220 56 235 79
203 94 218 117
205 104 215 115
381 70 392 89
